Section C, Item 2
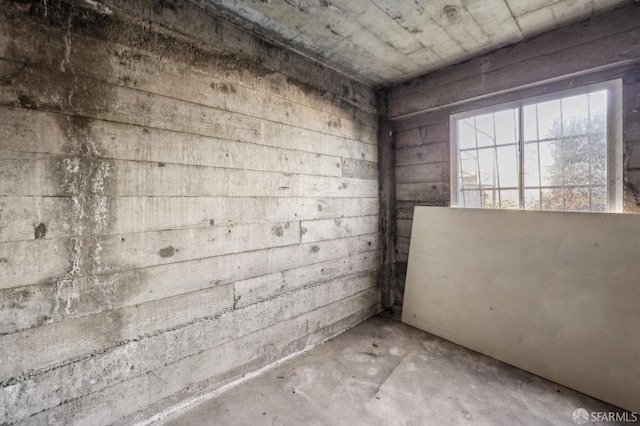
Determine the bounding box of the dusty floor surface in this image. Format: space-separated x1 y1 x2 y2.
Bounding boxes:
164 314 637 426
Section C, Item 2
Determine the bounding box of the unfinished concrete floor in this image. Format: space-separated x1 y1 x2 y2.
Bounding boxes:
165 315 636 426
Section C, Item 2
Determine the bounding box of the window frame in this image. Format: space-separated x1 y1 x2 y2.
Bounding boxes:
449 79 623 212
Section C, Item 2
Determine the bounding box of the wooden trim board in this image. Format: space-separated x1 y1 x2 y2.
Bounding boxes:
402 207 640 413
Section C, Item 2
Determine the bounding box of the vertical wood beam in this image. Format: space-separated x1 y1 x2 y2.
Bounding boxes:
377 90 397 308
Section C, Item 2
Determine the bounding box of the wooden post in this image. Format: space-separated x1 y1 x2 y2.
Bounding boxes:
377 90 397 308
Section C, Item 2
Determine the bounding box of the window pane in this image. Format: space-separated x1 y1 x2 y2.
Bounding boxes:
460 190 482 208
458 118 477 150
524 105 537 142
527 90 609 212
563 137 590 186
480 188 500 209
563 162 590 186
524 189 540 210
536 99 561 140
590 91 607 115
459 150 478 187
500 190 519 209
538 140 561 187
565 187 591 211
524 142 540 188
590 91 607 135
590 134 607 185
456 109 520 210
591 186 606 212
496 145 518 187
478 149 497 187
495 109 518 145
562 94 590 137
541 188 564 211
475 114 496 147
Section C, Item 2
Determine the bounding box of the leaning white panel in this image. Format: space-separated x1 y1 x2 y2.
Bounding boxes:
402 206 640 413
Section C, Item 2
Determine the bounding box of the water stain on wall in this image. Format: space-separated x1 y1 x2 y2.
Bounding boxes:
3 0 118 322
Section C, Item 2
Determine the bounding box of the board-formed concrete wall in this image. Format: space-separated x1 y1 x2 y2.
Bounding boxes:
0 1 380 424
381 4 640 308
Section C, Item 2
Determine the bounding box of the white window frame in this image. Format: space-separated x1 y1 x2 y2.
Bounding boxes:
450 79 623 212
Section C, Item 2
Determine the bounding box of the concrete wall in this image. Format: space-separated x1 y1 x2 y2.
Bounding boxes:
0 1 380 424
381 4 640 307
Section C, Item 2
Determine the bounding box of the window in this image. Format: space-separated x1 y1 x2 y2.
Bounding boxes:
450 80 623 212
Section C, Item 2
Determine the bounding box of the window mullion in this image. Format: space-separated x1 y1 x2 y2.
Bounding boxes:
492 113 501 208
587 94 593 211
560 102 566 210
518 105 525 209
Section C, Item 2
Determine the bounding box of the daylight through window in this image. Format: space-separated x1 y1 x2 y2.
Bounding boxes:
450 80 622 212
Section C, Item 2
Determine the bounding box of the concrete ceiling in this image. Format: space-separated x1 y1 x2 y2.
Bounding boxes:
194 0 634 87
